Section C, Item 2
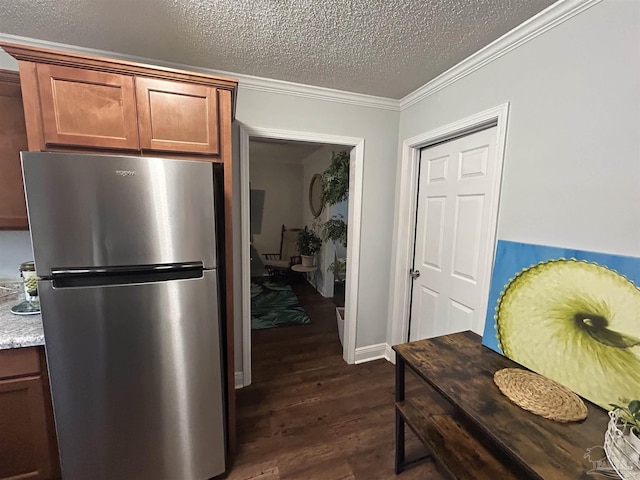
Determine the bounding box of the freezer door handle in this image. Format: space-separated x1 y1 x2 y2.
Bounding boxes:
51 261 203 276
51 262 205 288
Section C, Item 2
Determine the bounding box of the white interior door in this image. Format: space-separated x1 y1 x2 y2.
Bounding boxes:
409 127 501 341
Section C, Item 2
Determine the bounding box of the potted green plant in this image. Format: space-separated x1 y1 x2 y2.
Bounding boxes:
320 150 350 314
321 151 349 206
610 400 640 432
328 255 346 280
321 215 347 248
328 253 347 345
297 227 322 267
608 399 640 472
328 254 346 309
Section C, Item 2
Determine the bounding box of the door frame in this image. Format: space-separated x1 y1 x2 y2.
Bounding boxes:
387 103 510 354
239 125 365 386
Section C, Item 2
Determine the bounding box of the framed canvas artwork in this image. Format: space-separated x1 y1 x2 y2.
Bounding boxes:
482 240 640 410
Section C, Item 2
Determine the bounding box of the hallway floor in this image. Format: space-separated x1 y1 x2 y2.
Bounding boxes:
228 279 444 479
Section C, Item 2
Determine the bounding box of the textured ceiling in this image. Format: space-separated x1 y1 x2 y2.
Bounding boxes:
0 0 556 98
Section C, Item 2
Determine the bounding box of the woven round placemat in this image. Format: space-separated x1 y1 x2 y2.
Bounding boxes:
493 368 588 422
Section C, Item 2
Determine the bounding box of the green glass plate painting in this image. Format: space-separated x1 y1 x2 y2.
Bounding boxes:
482 240 640 410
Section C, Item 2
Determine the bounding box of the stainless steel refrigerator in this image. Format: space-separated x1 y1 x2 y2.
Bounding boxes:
22 152 226 480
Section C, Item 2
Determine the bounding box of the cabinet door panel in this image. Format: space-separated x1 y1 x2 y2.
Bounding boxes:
0 73 29 229
136 77 219 155
36 64 139 150
0 375 52 479
0 347 40 379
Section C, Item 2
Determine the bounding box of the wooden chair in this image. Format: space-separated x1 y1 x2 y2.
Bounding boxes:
263 225 301 276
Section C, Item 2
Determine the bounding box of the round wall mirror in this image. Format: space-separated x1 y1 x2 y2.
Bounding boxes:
309 174 323 218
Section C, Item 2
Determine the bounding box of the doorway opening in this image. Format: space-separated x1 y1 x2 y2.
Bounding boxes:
240 126 365 387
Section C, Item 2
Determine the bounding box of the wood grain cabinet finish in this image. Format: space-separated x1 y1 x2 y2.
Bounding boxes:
136 77 219 155
35 64 139 150
0 70 29 229
0 347 60 480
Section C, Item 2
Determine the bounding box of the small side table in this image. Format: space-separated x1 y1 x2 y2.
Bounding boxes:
291 264 318 283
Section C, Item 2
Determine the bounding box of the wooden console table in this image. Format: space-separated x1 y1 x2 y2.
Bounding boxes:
393 331 609 479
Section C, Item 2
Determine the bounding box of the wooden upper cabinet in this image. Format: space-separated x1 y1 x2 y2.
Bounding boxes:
36 64 139 150
0 70 29 229
0 42 237 157
136 77 219 155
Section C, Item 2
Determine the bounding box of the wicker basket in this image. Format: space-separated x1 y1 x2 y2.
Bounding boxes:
604 410 640 480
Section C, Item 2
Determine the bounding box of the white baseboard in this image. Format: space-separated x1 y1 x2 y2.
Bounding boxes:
385 344 396 364
234 371 244 389
239 345 393 385
354 343 393 364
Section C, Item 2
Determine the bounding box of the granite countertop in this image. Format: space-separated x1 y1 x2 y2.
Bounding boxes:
0 282 45 350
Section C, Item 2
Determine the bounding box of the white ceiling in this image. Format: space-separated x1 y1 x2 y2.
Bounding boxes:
0 0 557 99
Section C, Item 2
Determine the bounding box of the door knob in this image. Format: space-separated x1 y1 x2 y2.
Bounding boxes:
409 269 420 279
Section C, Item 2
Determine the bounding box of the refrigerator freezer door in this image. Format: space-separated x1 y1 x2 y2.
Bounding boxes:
40 270 225 480
22 152 217 274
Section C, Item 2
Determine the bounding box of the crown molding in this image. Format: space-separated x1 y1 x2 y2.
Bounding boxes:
399 0 603 110
0 32 400 112
236 74 399 111
0 0 601 115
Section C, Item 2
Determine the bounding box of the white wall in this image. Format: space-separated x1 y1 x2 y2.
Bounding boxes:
301 144 336 297
0 231 33 280
299 146 350 298
0 49 17 70
0 50 33 281
248 153 303 256
393 0 640 339
301 145 332 233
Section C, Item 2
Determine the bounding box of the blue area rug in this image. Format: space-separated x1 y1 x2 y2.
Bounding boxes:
251 280 311 330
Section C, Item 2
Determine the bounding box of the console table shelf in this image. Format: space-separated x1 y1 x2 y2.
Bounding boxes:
393 331 609 479
397 399 519 480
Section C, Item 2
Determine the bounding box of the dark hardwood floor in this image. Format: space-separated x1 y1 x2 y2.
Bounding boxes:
228 278 445 479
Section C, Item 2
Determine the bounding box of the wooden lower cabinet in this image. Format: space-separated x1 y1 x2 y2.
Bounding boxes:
0 348 59 480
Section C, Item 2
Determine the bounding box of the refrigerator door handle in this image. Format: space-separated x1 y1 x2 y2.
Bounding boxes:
51 262 205 288
51 261 204 277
